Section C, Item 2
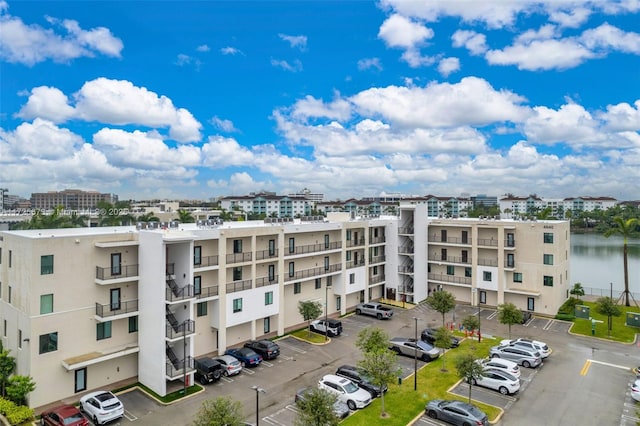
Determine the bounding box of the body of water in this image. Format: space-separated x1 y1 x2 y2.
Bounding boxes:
571 233 640 298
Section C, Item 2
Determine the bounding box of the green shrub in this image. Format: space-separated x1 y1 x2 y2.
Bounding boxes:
558 297 581 315
555 313 575 321
0 397 34 425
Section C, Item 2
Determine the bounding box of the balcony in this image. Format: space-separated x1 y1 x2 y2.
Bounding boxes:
226 252 252 264
369 255 386 264
428 273 472 286
95 264 138 284
285 263 341 282
95 300 139 320
346 238 365 248
398 265 414 273
196 285 219 299
370 275 386 285
194 255 219 269
166 280 195 302
166 357 195 379
226 279 252 294
285 241 341 257
398 246 414 254
398 227 414 235
256 276 278 287
166 319 195 340
477 258 498 267
477 238 498 247
428 236 472 245
428 255 471 265
256 249 278 260
370 236 386 244
347 258 365 269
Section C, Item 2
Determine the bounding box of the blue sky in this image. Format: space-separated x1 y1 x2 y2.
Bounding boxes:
1 1 639 202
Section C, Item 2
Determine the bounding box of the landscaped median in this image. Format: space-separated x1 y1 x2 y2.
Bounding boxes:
341 337 503 426
565 300 640 343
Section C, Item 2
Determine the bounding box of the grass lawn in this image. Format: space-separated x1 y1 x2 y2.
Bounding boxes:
290 327 331 344
341 337 503 426
569 301 640 343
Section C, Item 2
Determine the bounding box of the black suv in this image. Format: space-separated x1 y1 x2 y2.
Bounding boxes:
420 328 460 348
194 357 223 385
335 365 387 398
244 339 280 360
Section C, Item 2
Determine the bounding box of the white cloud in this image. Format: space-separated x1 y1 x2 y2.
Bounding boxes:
378 14 433 49
209 116 238 133
220 46 243 55
290 95 352 121
278 33 307 50
451 30 488 55
524 103 605 147
16 86 75 123
0 8 122 66
437 57 460 77
486 38 596 71
196 44 210 52
0 118 82 160
270 58 303 72
201 136 255 167
548 7 591 28
357 57 383 71
580 23 640 53
599 100 640 132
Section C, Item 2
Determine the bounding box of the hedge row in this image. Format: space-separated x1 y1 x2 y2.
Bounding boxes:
0 398 34 426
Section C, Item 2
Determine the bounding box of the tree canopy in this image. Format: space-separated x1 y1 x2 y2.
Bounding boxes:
497 303 523 339
192 397 244 426
426 290 456 328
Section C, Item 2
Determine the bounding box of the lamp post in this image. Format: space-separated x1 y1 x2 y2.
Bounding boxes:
477 294 482 343
325 281 332 342
413 316 419 391
250 385 266 426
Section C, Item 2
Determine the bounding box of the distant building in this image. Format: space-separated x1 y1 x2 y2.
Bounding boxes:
470 194 498 207
219 192 312 217
0 188 6 211
288 188 324 203
397 195 473 218
500 195 619 218
316 199 397 216
31 189 118 210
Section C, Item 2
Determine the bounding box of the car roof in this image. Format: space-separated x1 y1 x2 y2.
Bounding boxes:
322 374 350 384
83 390 116 400
48 405 81 416
216 354 240 363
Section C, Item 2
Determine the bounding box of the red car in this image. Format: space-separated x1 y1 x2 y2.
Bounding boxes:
40 404 88 426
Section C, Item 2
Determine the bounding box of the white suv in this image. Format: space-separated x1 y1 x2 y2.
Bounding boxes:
318 374 372 410
500 338 551 358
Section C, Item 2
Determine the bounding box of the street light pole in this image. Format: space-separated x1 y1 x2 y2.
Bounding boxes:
478 297 482 343
250 385 265 426
413 316 418 391
325 282 331 342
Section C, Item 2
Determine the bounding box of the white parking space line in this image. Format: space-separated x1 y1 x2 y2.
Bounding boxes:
417 417 442 425
243 368 255 375
621 414 640 423
280 354 294 361
487 311 498 320
278 341 307 354
123 411 137 421
589 359 632 371
262 360 274 367
221 376 234 383
542 319 554 330
262 416 285 426
285 404 299 413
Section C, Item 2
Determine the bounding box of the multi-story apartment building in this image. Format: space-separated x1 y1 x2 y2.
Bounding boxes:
30 189 118 210
0 210 568 409
219 192 313 218
500 195 619 218
397 203 569 316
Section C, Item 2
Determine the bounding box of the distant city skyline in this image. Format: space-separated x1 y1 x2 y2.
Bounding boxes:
1 1 639 200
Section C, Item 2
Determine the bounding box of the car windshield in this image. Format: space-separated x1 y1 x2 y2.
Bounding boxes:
497 371 518 381
64 413 84 425
343 381 359 393
417 341 433 351
468 406 484 417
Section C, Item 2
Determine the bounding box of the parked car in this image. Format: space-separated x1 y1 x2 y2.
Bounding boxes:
471 369 520 395
79 391 124 425
420 327 460 348
335 365 387 398
389 337 440 361
318 374 372 410
489 345 542 368
500 338 551 358
225 347 262 367
476 357 521 378
243 339 280 360
194 357 224 384
294 387 350 419
214 354 243 376
355 302 393 319
41 404 88 426
631 379 640 402
310 319 343 337
425 399 489 426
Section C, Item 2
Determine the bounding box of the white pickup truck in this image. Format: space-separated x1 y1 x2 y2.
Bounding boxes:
355 302 394 320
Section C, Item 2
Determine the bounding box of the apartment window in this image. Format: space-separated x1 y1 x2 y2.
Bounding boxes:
324 234 330 249
315 278 321 289
197 302 208 317
268 239 276 256
41 255 54 275
268 265 275 281
233 267 242 281
324 256 329 271
349 273 355 284
75 368 87 393
265 291 273 305
373 265 378 275
336 296 341 311
346 230 351 241
440 248 447 261
544 233 554 244
441 229 447 242
289 262 295 278
0 247 2 264
543 276 554 287
128 316 138 333
483 271 492 281
264 317 270 334
294 282 301 294
527 297 535 311
346 251 352 261
97 322 112 340
194 246 202 265
461 250 468 263
514 272 523 283
3 320 6 337
193 276 201 295
461 231 468 244
479 291 486 304
8 250 11 268
446 265 455 276
507 253 515 267
8 286 11 303
465 267 472 278
39 332 58 354
543 254 554 265
506 233 515 247
233 298 243 313
18 329 22 349
40 294 53 314
233 239 242 254
110 288 121 311
110 253 121 276
288 238 295 254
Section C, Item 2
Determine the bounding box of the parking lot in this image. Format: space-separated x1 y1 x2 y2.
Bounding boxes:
104 302 640 426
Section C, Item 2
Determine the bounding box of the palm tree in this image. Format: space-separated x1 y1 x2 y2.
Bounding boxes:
177 209 195 223
137 212 160 222
97 201 135 226
604 217 639 306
